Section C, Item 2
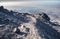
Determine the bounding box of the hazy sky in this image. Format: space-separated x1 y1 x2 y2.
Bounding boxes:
0 0 60 1
0 0 60 10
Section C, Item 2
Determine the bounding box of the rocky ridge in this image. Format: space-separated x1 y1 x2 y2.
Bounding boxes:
0 6 60 39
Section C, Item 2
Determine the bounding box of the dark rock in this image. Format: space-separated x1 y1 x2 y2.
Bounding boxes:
23 26 30 32
4 19 9 24
0 6 4 11
41 13 50 21
15 28 27 36
23 13 31 16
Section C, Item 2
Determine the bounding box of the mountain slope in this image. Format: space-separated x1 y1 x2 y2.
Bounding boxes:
0 6 60 39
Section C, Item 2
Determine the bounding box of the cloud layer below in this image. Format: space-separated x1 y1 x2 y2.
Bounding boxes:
0 1 60 8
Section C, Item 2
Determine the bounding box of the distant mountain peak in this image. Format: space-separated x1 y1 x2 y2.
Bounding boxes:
0 6 4 9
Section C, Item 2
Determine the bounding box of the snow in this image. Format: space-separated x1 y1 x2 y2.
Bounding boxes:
0 6 60 39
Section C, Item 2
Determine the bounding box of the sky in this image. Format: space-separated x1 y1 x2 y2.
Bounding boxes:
0 1 60 8
0 0 60 11
0 0 60 1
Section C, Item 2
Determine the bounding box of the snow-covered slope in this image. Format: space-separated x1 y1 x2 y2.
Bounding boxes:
0 6 60 39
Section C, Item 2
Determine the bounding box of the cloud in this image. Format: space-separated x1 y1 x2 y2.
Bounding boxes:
0 1 60 8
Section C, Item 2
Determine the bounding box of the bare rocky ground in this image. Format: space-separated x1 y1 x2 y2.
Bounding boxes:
0 6 60 39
